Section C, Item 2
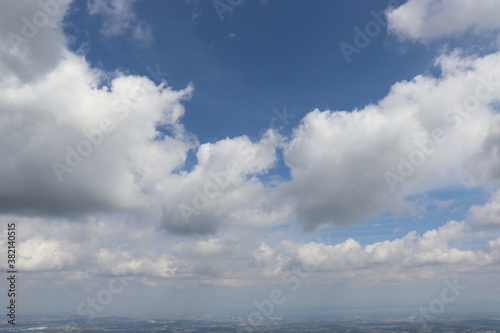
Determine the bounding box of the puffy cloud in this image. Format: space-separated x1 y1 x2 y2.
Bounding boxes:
160 131 285 235
4 0 500 238
17 236 77 271
2 0 500 246
2 214 499 291
7 36 500 234
488 237 500 251
255 221 499 282
468 190 500 228
3 0 500 316
0 0 288 236
0 51 196 217
387 0 500 42
280 51 500 230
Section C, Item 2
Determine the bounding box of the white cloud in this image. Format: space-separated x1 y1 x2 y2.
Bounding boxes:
280 51 500 230
0 51 198 217
3 0 500 240
3 0 500 316
1 214 499 317
18 236 77 271
255 221 499 282
387 0 500 42
5 215 498 288
159 131 286 234
3 2 500 237
468 190 500 228
0 1 286 235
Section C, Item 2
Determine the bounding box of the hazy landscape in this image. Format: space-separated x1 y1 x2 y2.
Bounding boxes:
3 315 500 332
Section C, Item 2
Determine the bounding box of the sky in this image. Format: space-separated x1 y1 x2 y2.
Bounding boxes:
1 0 500 325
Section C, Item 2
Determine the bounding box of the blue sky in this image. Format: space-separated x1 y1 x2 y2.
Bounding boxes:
1 0 500 324
66 0 435 143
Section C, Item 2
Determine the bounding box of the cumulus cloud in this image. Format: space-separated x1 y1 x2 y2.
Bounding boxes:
280 51 500 230
5 0 500 241
468 190 500 228
0 1 287 235
0 51 197 217
18 236 77 271
3 0 500 237
254 221 499 282
4 0 500 316
160 131 287 234
4 216 498 289
387 0 500 42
